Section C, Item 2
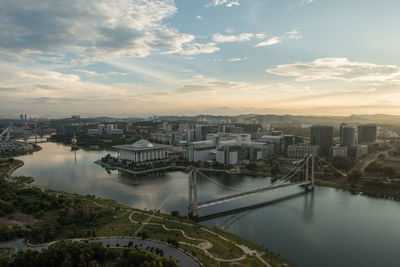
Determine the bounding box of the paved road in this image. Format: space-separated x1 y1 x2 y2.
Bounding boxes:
0 238 200 267
0 239 42 251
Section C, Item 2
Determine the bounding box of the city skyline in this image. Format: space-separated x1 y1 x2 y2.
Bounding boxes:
1 0 400 117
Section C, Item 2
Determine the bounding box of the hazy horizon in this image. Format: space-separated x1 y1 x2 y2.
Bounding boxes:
1 0 400 117
4 112 400 121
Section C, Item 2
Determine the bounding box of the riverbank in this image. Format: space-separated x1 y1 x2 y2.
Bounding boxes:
315 177 400 200
0 159 293 267
0 158 24 178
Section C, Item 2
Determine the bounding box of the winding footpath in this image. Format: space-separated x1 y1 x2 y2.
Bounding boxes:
128 211 271 266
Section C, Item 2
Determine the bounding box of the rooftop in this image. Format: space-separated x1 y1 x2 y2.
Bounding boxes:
113 139 171 151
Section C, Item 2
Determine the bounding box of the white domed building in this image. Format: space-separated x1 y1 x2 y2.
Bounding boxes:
113 139 171 164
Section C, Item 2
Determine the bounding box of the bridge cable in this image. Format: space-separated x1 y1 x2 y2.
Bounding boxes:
196 171 242 192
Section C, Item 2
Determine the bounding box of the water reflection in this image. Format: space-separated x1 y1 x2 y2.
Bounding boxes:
13 142 400 267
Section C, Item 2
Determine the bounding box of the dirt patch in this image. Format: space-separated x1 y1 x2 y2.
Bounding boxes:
0 212 40 227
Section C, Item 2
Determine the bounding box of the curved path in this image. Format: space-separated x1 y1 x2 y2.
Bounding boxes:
0 237 200 267
128 211 271 266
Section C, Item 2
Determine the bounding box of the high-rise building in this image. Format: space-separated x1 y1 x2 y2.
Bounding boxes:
340 124 355 148
339 123 346 143
311 125 333 155
195 125 218 141
357 124 377 144
19 114 24 120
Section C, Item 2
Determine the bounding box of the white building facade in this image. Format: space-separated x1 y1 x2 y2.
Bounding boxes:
113 139 171 163
189 140 216 162
287 144 319 159
329 146 348 158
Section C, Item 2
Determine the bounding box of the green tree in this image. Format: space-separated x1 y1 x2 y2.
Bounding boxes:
171 210 179 217
348 170 362 183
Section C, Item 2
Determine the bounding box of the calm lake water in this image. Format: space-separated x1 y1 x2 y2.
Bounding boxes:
14 142 400 267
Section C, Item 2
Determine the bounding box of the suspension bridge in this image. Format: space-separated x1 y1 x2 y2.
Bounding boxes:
188 154 315 220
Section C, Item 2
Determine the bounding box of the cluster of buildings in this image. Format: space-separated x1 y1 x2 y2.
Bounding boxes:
0 126 34 156
113 121 302 166
187 129 303 165
87 124 123 135
61 122 128 136
52 114 388 167
114 122 386 166
288 124 386 159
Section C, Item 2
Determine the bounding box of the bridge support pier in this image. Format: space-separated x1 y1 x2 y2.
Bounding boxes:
188 168 198 218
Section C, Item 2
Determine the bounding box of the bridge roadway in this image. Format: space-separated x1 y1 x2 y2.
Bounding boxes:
196 191 307 222
197 180 311 208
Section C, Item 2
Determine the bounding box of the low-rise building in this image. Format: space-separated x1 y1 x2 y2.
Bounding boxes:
258 135 285 155
89 124 123 135
206 133 251 145
189 140 216 162
329 145 348 158
287 144 319 159
216 145 243 165
242 141 269 161
355 145 368 158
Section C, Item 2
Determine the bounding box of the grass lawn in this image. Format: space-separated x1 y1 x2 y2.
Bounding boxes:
0 247 15 259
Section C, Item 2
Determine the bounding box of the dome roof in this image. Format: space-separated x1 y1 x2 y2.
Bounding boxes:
132 139 154 148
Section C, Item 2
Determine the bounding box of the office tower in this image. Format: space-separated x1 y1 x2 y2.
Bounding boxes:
195 125 218 141
311 125 333 155
340 124 355 148
357 124 377 144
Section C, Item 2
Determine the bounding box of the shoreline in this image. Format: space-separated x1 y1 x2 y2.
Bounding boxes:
315 179 400 201
6 160 24 178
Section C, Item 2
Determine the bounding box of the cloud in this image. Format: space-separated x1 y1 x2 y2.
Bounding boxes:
226 57 248 62
227 57 242 62
76 70 131 77
226 1 240 7
301 0 314 5
213 33 254 43
162 41 219 55
285 29 303 40
0 0 217 62
266 58 400 83
255 33 266 39
206 0 240 7
174 77 249 94
255 29 302 47
195 15 202 20
255 37 282 47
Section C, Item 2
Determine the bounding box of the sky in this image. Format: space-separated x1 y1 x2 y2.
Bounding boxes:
1 0 400 118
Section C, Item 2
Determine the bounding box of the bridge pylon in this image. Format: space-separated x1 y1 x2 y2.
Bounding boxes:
305 154 315 191
188 168 198 218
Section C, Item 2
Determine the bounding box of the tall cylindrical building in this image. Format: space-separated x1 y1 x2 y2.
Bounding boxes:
341 125 355 148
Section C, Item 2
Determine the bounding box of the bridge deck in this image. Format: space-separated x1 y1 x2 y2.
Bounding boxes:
196 191 307 222
197 180 311 208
